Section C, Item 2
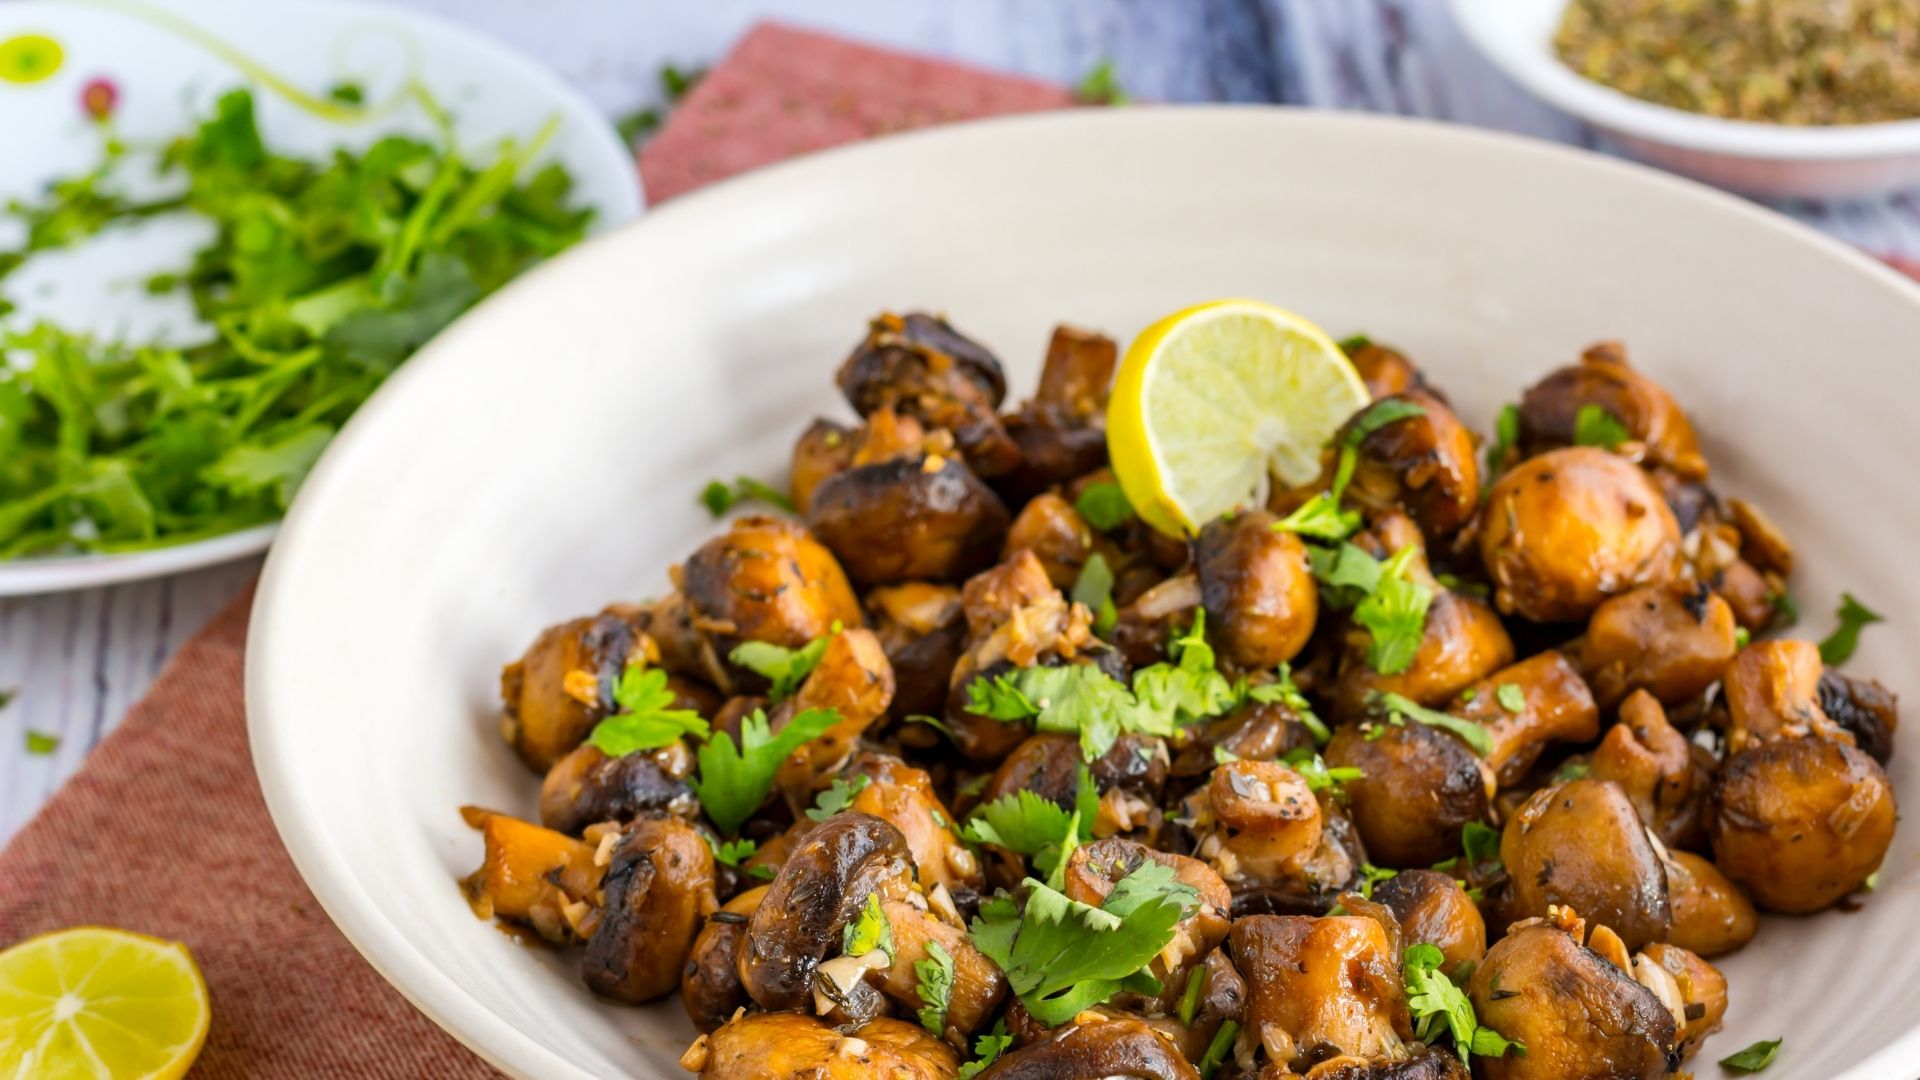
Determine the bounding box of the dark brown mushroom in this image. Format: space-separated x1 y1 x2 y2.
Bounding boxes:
1228 914 1411 1071
837 311 1019 477
1709 736 1895 913
997 325 1118 503
1372 869 1486 974
538 742 697 835
791 417 856 515
582 817 717 1003
808 450 1011 588
978 1014 1200 1080
1326 718 1492 868
682 884 766 1032
498 610 642 772
1302 1048 1472 1080
1819 668 1899 765
1500 778 1672 952
1339 389 1480 541
1516 341 1706 480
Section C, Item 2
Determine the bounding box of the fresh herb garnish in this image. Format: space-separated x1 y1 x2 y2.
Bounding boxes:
968 861 1199 1025
1074 482 1134 532
1177 965 1208 1026
730 625 836 702
1073 553 1119 637
1734 626 1751 649
1719 1038 1782 1073
1484 403 1520 485
705 835 758 869
1282 745 1364 794
1551 760 1590 783
961 768 1097 875
1198 1019 1240 1078
1353 547 1434 675
806 775 872 822
690 706 842 835
1245 665 1330 744
1132 610 1239 730
1404 943 1524 1061
24 730 59 755
1075 59 1130 105
1572 403 1631 449
914 939 956 1036
699 476 795 517
1376 692 1492 755
584 666 710 756
1359 862 1398 899
0 88 590 558
1494 683 1526 713
843 893 894 961
1336 333 1372 354
1461 820 1502 869
1818 592 1883 665
956 1022 1014 1079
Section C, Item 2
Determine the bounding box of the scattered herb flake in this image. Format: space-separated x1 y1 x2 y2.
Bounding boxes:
584 666 710 757
1719 1038 1782 1073
730 626 836 702
807 775 873 822
690 706 842 835
1377 692 1492 756
699 476 794 517
1818 592 1883 665
24 730 59 755
1074 482 1134 532
914 939 956 1036
1495 683 1526 713
1572 403 1631 449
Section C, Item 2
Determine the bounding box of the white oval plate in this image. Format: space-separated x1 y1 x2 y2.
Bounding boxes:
0 0 640 597
249 108 1920 1079
1450 0 1920 198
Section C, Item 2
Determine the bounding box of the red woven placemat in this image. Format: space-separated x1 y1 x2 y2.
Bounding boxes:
0 21 1069 1077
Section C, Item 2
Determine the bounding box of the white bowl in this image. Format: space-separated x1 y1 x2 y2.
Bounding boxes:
247 107 1920 1079
0 0 640 596
1450 0 1920 198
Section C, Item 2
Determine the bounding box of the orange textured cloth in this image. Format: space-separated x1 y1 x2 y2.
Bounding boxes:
0 21 1072 1078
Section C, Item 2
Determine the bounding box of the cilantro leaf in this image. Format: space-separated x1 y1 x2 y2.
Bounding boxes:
1495 683 1526 713
1550 760 1590 783
1075 59 1130 105
1483 403 1520 486
25 730 59 755
967 664 1168 760
1282 746 1364 793
1461 820 1502 870
807 775 872 822
1572 403 1631 449
1309 541 1384 609
1074 482 1134 532
705 836 758 868
914 939 956 1036
690 706 841 835
1818 592 1883 665
1354 547 1433 675
730 627 836 702
1358 862 1398 899
1404 943 1523 1061
1273 491 1361 541
843 893 894 961
699 476 794 517
1336 333 1371 355
1376 692 1493 756
962 768 1097 875
1073 553 1118 637
584 666 710 756
969 861 1199 1025
1345 398 1427 445
1245 665 1330 744
1132 611 1239 730
1719 1038 1783 1072
956 1023 1013 1079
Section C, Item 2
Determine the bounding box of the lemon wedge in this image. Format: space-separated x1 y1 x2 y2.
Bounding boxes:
0 926 210 1079
1107 299 1370 536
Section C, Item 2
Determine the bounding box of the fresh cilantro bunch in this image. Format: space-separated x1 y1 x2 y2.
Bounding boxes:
968 861 1200 1025
0 88 591 558
1403 943 1524 1060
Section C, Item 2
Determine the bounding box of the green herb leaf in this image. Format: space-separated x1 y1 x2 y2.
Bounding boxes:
1495 683 1526 713
1132 610 1240 731
962 768 1098 875
1177 964 1208 1027
1198 1019 1240 1078
843 893 895 961
1461 820 1502 870
1074 482 1134 532
1551 760 1590 783
699 476 795 517
1309 541 1385 608
956 1023 1014 1079
967 663 1170 760
584 666 711 756
24 730 59 755
914 939 956 1036
1572 403 1631 449
1336 334 1372 355
807 775 873 822
1818 592 1883 665
1075 59 1130 105
968 861 1199 1025
1245 665 1330 745
690 706 841 835
1484 403 1520 484
1073 553 1118 637
1273 492 1362 541
705 836 758 868
1719 1038 1782 1073
1377 691 1492 756
1354 547 1434 675
730 627 836 702
1282 745 1364 793
1344 398 1427 446
1404 942 1524 1060
1359 862 1398 899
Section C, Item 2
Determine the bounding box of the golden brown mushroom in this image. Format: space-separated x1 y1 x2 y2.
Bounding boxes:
583 817 718 1003
1500 778 1672 952
681 885 765 1032
463 813 604 943
680 515 866 694
1338 389 1480 541
1196 760 1324 887
1722 639 1853 752
498 610 645 772
1001 491 1102 589
998 325 1119 502
1516 341 1706 480
1709 736 1895 913
978 1014 1199 1080
1479 447 1681 623
1195 510 1318 670
1372 869 1487 975
791 417 856 514
681 1012 957 1079
1587 690 1707 850
1229 914 1412 1070
1662 850 1757 959
1571 582 1738 709
1324 719 1491 868
1638 942 1727 1059
842 752 982 894
1449 650 1600 788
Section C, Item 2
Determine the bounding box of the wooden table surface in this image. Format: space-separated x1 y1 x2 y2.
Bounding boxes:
8 0 1920 845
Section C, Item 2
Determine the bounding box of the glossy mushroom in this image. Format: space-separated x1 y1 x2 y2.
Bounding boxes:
681 1012 956 1080
1229 914 1412 1071
582 817 717 1003
1500 778 1672 952
1709 736 1895 913
1325 719 1491 868
837 310 1019 476
1516 341 1707 480
498 610 644 772
680 515 866 694
1195 510 1319 670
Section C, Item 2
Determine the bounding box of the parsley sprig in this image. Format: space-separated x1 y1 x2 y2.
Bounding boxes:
584 665 710 756
1074 482 1134 531
955 1023 1014 1079
1372 692 1493 755
730 624 837 702
914 940 956 1036
1817 592 1882 665
806 775 871 822
961 766 1098 875
690 707 841 835
1404 943 1524 1061
1572 403 1631 449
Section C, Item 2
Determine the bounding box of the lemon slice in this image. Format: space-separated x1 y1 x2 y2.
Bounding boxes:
0 926 210 1079
1107 299 1370 536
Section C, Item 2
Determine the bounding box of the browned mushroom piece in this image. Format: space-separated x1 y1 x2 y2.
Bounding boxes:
1002 491 1102 589
1500 778 1673 952
1196 760 1324 888
792 417 856 514
1587 690 1707 850
1171 697 1318 781
582 817 718 1004
1479 447 1681 624
1338 389 1480 541
1145 946 1249 1064
681 1012 957 1080
998 326 1119 502
1229 914 1412 1071
1467 915 1678 1080
498 610 645 772
1346 341 1432 402
1324 719 1491 868
628 593 723 686
1639 942 1727 1060
738 812 917 1012
1111 571 1203 669
837 311 1020 477
1709 736 1896 913
1372 869 1487 973
777 627 896 786
1195 510 1318 670
841 752 982 893
1570 582 1738 709
862 895 1007 1042
1662 850 1757 958
1819 667 1899 764
1291 1047 1472 1080
681 884 766 1032
1450 650 1600 788
1516 341 1707 480
1061 838 1233 1013
1722 639 1855 752
538 742 698 835
981 732 1168 823
978 1014 1200 1080
680 515 866 694
464 813 605 943
865 581 968 721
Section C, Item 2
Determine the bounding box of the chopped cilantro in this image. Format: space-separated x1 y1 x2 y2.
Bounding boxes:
690 706 841 835
969 664 1165 760
1346 398 1427 445
699 476 794 517
1075 59 1130 105
1572 403 1631 449
1245 665 1330 745
962 768 1097 875
1551 760 1590 783
1494 683 1526 713
1273 489 1362 541
1461 820 1502 870
843 893 894 961
1818 592 1883 665
1734 626 1751 649
1376 692 1492 756
956 1022 1014 1079
1405 943 1524 1061
807 775 872 822
915 939 956 1036
1483 404 1520 486
1359 862 1398 899
1132 610 1239 730
705 835 757 868
1719 1038 1782 1073
1336 333 1372 354
1282 745 1363 793
1769 590 1800 624
25 730 59 755
731 626 836 701
1309 540 1384 608
1074 482 1135 532
1073 553 1118 637
584 666 710 757
968 861 1199 1025
1354 547 1434 675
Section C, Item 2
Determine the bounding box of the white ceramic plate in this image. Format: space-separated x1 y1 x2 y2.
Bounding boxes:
0 0 640 597
1450 0 1920 198
248 108 1920 1079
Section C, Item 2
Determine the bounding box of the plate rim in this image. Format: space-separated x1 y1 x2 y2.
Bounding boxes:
247 104 1920 1080
0 0 640 597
